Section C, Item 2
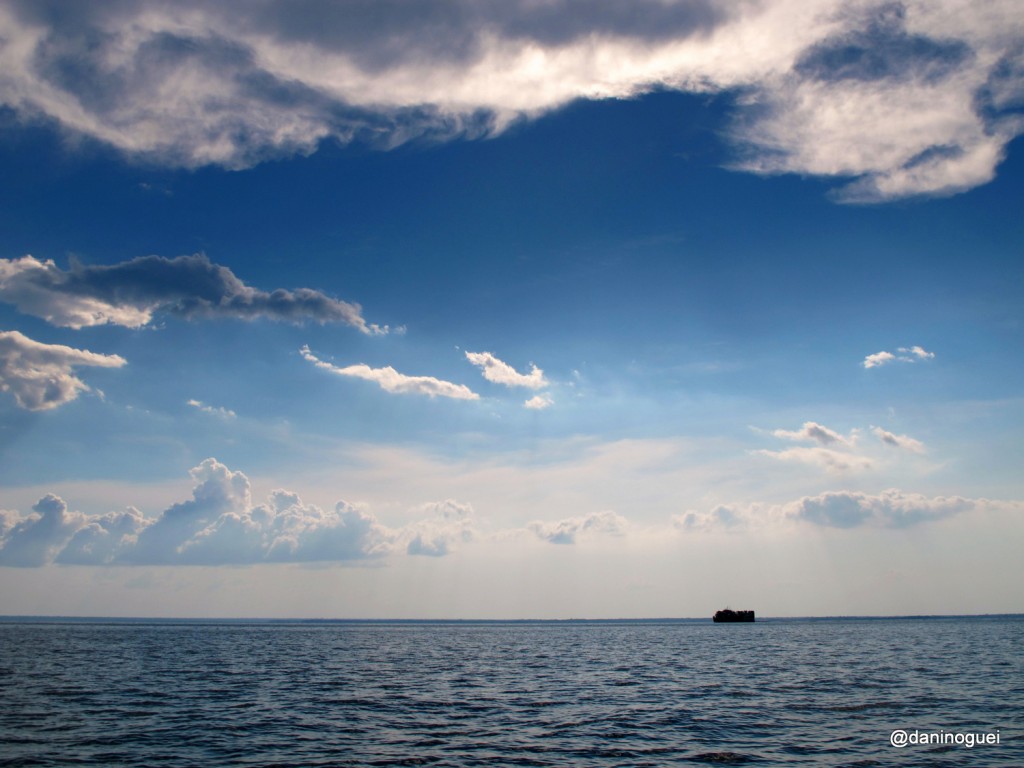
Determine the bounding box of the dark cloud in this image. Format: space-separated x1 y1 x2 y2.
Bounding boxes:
0 254 386 333
239 0 730 68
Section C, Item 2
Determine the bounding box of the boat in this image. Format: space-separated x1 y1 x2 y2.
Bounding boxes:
713 608 755 622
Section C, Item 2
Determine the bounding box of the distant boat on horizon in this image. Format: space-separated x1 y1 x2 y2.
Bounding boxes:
713 609 755 623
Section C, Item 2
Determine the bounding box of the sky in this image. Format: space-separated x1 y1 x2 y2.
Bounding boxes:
0 0 1022 619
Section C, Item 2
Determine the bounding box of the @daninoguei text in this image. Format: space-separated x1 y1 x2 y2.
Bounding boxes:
890 729 1001 749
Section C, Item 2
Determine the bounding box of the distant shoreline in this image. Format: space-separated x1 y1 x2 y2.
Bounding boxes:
2 614 1021 625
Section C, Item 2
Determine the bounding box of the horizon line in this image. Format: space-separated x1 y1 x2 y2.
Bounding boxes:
2 613 1021 624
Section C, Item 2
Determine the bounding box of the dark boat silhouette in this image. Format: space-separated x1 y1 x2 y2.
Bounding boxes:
713 609 755 622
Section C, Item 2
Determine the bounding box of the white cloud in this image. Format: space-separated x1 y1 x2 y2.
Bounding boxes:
55 507 147 566
0 494 87 566
0 254 386 333
759 420 868 471
785 488 975 528
772 420 850 446
756 445 872 472
675 489 993 532
524 393 554 410
0 453 1013 567
872 426 926 453
302 346 479 400
863 350 897 368
0 1 1019 200
672 504 749 532
0 458 395 566
0 458 654 565
465 351 547 389
528 510 628 544
899 345 935 360
187 399 236 419
0 330 126 411
864 345 935 368
403 499 477 557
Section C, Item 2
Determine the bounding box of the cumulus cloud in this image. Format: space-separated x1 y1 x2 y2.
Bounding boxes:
55 507 148 566
0 254 386 334
403 499 477 557
0 1 1020 200
524 393 554 410
302 345 479 400
772 420 851 446
785 488 975 528
673 504 749 532
0 330 126 411
528 510 628 544
676 489 994 532
0 494 87 566
872 426 925 452
465 351 547 389
863 350 896 368
863 345 935 368
0 458 395 566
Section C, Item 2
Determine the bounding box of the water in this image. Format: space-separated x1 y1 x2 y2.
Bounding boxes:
0 617 1020 767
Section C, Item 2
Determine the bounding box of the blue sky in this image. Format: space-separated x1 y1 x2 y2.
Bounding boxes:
1 0 1022 618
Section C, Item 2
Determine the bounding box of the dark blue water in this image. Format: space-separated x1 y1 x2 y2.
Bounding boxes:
0 618 1020 767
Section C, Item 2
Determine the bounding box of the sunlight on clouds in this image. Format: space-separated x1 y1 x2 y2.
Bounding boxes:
758 420 869 472
0 254 386 333
0 256 152 329
465 351 547 389
871 426 925 453
524 393 554 410
3 455 1010 568
301 346 479 400
0 1 1019 199
0 330 126 411
863 345 935 368
863 350 896 368
772 421 851 446
0 458 396 567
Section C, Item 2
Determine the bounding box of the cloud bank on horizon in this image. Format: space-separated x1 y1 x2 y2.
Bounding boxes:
0 0 1021 201
0 458 1001 567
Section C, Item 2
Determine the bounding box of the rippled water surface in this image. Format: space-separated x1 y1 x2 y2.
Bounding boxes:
1 617 1021 767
